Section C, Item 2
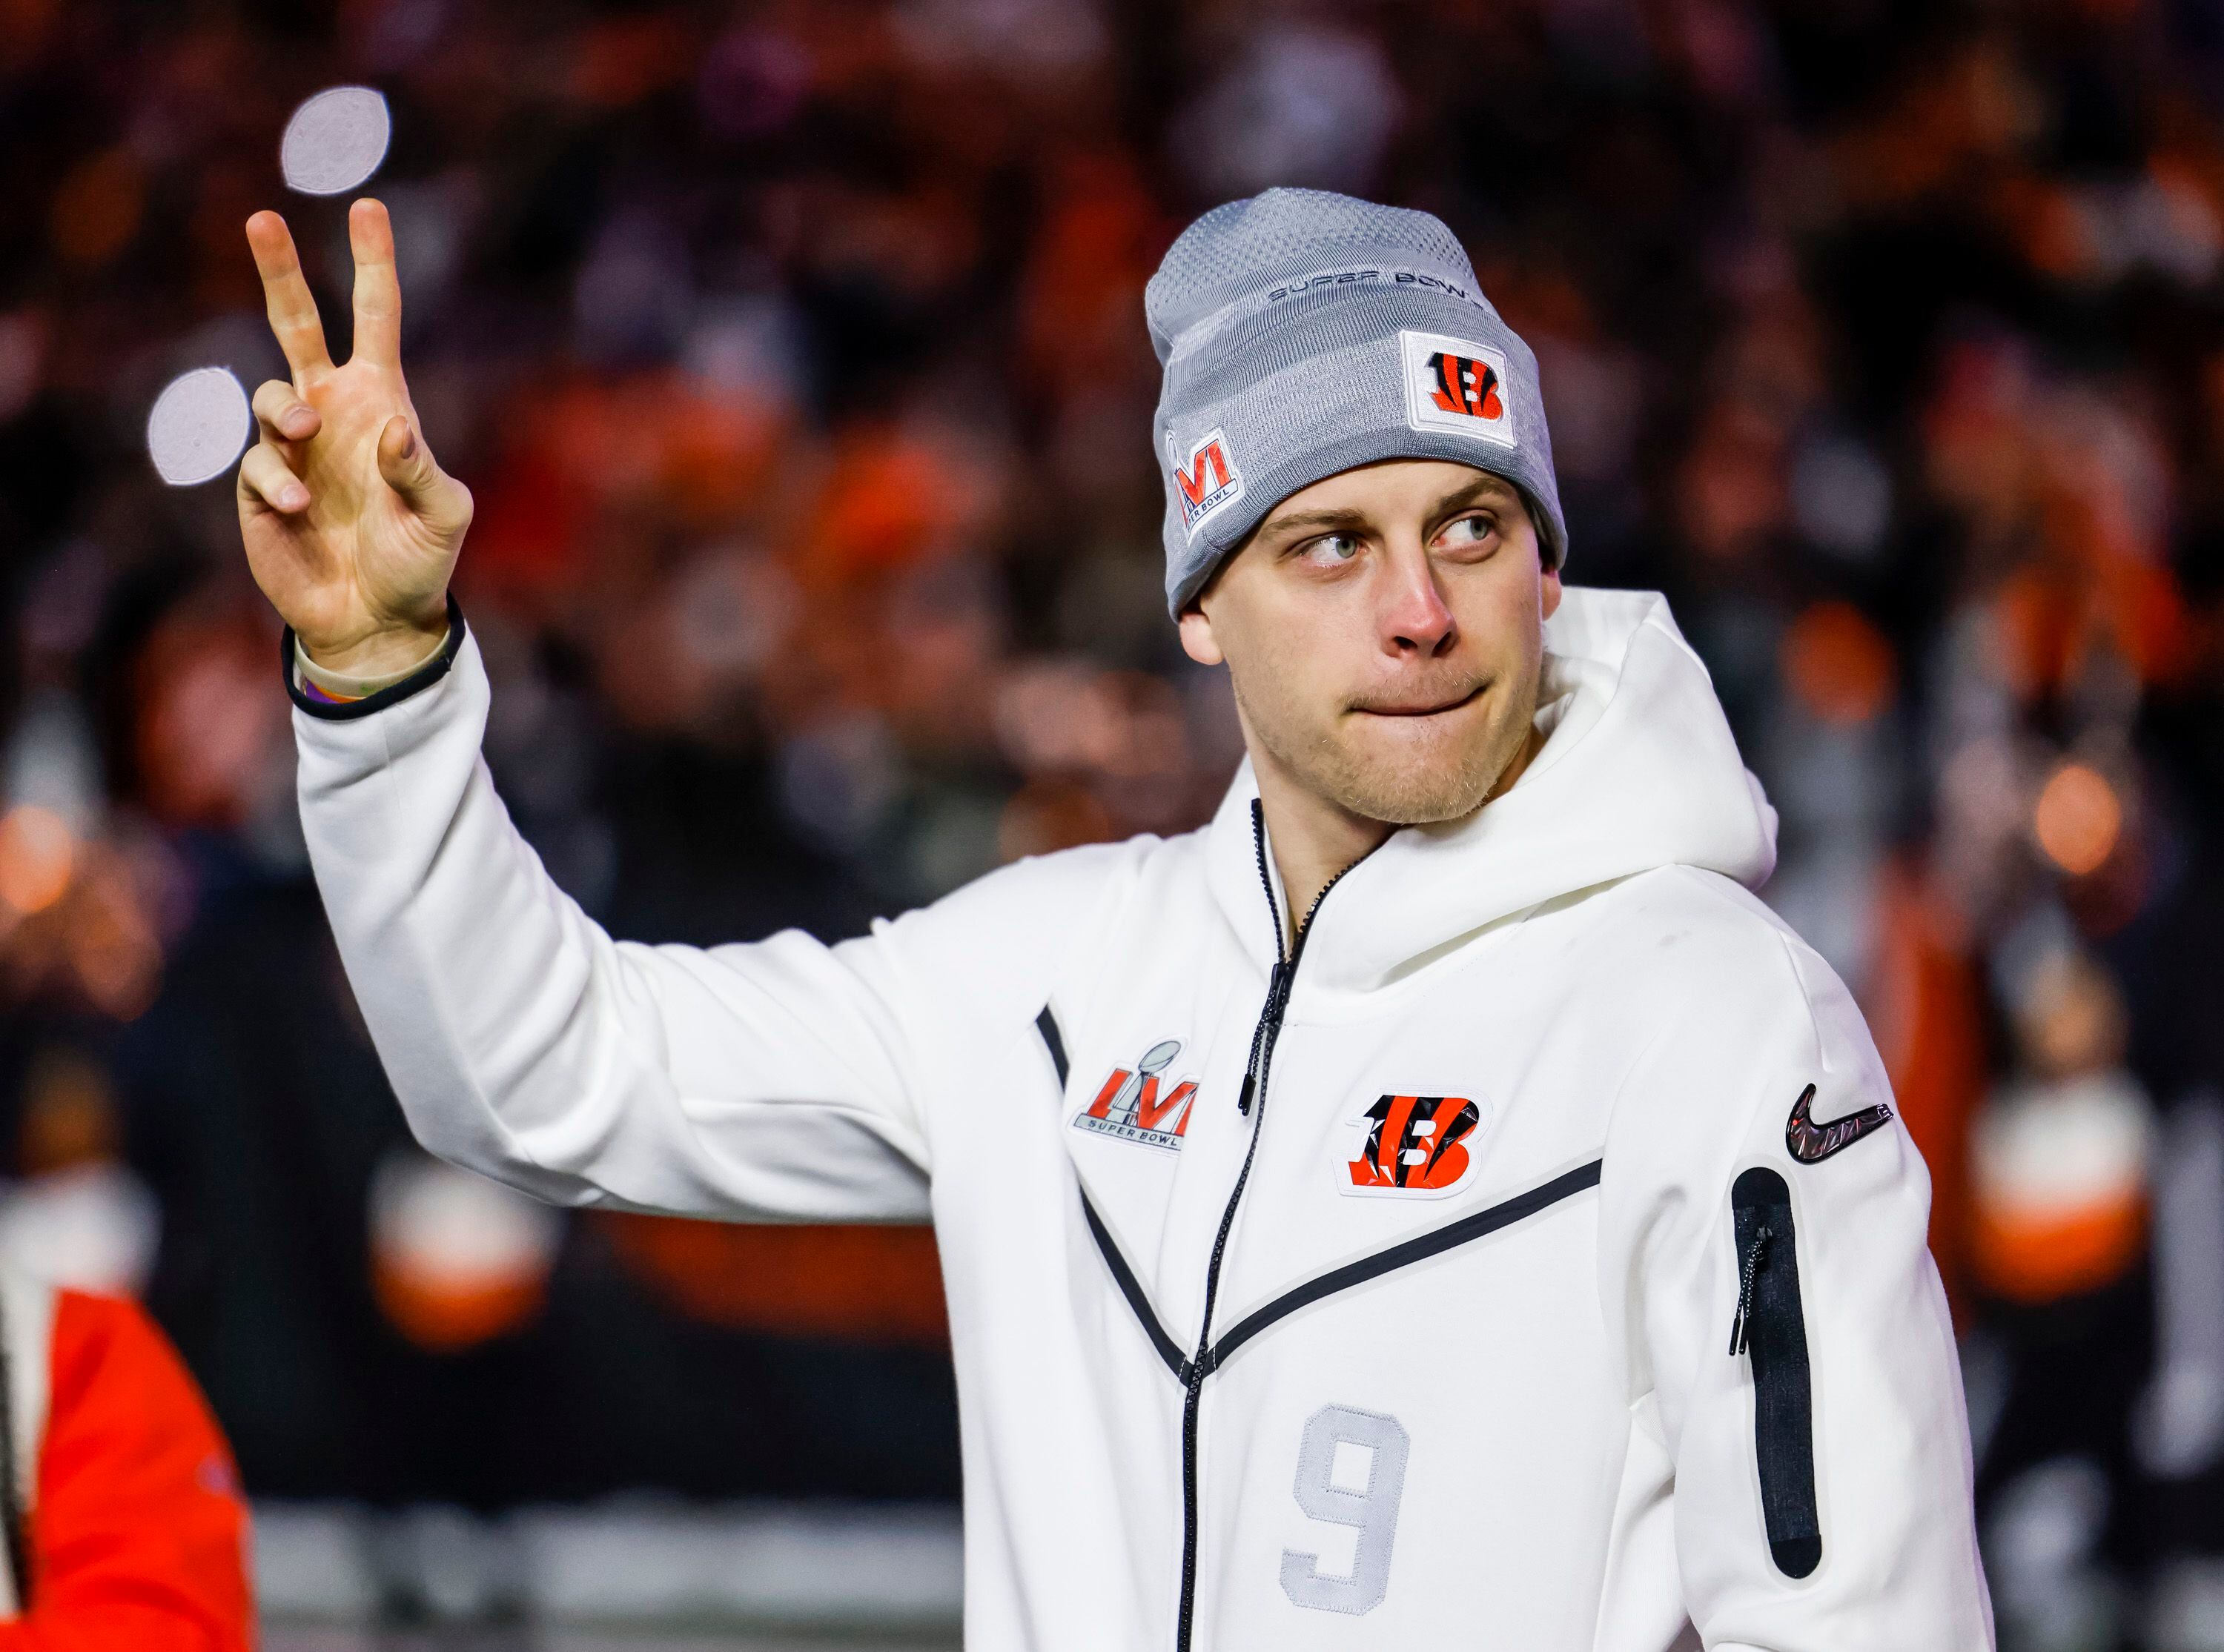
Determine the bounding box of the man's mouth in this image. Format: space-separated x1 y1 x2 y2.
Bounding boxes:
1351 684 1486 718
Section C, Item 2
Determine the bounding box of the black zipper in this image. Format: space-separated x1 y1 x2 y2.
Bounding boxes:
1728 1167 1821 1579
1174 800 1367 1652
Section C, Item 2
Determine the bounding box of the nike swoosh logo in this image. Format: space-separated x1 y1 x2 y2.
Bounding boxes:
1784 1083 1893 1164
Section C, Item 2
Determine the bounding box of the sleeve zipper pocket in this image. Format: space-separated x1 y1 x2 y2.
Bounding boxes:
1729 1166 1822 1579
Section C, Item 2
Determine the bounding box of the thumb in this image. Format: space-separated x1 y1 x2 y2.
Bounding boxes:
376 414 470 536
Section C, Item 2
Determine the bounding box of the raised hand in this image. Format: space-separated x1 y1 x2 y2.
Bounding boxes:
236 199 471 676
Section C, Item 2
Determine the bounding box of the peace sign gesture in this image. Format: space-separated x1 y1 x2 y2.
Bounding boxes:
236 199 470 675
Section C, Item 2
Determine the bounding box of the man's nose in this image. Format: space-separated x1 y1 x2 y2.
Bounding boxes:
1379 545 1457 658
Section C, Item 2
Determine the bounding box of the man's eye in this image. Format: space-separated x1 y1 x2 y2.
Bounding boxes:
1433 515 1496 550
1299 534 1363 565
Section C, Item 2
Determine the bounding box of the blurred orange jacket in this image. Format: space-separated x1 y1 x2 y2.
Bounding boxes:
0 1277 251 1651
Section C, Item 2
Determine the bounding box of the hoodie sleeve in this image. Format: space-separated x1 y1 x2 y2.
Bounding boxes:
1596 888 1994 1651
293 624 1085 1224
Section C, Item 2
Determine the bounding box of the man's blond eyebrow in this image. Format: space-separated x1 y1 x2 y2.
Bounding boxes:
1253 505 1369 538
1427 475 1518 518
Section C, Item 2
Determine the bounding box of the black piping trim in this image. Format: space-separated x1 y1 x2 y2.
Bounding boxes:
1203 1157 1604 1373
1040 1010 1600 1396
282 591 466 720
1080 1190 1193 1381
1035 1005 1069 1088
1042 1004 1190 1380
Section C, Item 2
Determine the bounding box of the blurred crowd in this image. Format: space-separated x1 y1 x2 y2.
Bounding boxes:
5 0 2224 1643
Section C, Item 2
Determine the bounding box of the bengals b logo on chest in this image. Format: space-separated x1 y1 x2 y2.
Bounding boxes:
1345 1094 1484 1196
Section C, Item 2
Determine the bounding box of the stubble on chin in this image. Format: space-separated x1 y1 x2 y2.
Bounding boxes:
1238 675 1542 828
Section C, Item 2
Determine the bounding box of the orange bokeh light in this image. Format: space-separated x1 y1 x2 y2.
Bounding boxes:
2033 762 2122 875
1781 601 1896 726
0 806 74 915
49 145 142 268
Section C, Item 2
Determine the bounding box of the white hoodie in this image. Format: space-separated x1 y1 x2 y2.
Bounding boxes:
293 586 1993 1651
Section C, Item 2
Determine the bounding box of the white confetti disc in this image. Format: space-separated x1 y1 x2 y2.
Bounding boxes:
280 85 392 196
145 367 251 487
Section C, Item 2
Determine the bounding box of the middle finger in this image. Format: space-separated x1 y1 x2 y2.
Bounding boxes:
348 198 403 370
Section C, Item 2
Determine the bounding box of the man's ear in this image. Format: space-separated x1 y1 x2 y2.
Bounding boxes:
1178 603 1225 666
1540 566 1563 622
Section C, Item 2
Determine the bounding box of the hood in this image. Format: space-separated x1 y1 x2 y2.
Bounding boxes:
1203 586 1778 993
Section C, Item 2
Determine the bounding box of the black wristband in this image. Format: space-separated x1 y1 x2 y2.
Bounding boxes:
281 592 468 721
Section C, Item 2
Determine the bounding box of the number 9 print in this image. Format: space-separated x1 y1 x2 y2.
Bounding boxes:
1280 1404 1410 1616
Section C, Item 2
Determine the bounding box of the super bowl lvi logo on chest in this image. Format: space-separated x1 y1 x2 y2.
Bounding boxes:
1071 1039 1199 1152
1343 1093 1492 1196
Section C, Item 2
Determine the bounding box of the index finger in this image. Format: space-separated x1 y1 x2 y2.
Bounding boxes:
245 211 334 383
347 197 402 370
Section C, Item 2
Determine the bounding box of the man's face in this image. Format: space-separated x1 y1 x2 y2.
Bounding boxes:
1179 460 1561 826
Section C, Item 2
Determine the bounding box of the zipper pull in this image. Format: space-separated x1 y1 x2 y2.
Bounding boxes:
1237 960 1291 1116
1727 1225 1773 1357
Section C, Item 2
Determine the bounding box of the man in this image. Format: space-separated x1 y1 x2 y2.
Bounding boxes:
236 187 1991 1648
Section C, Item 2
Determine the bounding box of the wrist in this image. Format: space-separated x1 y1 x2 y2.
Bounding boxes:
283 593 466 720
298 611 451 680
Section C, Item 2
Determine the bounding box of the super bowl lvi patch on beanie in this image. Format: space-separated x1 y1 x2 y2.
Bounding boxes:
1146 188 1568 617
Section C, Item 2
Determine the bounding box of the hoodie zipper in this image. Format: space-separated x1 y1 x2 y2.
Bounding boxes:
1174 800 1366 1652
1727 1167 1821 1579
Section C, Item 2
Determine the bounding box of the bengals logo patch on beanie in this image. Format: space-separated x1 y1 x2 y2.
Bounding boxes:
1400 331 1518 450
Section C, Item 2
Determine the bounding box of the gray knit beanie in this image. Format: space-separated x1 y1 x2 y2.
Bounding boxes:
1147 188 1566 617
